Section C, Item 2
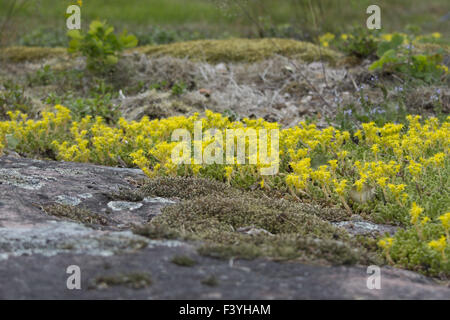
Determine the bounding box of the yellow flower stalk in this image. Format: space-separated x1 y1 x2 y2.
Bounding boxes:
333 179 351 214
431 32 441 39
439 212 450 244
409 202 423 225
378 237 395 265
428 236 447 261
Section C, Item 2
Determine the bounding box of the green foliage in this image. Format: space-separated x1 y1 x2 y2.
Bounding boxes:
171 81 187 96
26 65 56 86
45 91 120 124
89 273 152 289
67 20 138 74
0 81 32 120
148 80 187 96
389 225 450 275
334 84 408 133
19 28 68 47
335 27 380 58
171 255 198 267
369 33 447 83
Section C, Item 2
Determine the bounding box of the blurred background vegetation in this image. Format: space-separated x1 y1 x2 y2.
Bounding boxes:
0 0 449 47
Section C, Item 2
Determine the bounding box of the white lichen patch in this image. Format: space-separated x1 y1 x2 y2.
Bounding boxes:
55 195 82 206
78 193 93 199
144 197 176 204
0 221 191 261
0 221 149 261
0 169 45 190
333 221 398 236
107 201 143 211
53 168 85 176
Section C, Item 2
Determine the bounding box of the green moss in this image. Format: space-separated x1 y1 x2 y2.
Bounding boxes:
137 38 341 64
89 273 152 290
388 225 450 276
201 275 219 287
133 224 180 240
171 255 198 267
139 177 380 266
42 204 108 226
1 39 341 65
0 46 66 62
160 194 345 236
106 188 144 202
140 176 239 199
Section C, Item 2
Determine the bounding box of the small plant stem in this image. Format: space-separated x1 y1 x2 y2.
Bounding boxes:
339 195 352 215
386 250 395 265
415 224 424 241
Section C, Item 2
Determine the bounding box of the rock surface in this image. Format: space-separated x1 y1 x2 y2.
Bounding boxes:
0 156 449 299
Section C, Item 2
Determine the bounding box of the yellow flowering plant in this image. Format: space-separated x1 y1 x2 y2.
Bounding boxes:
0 106 449 275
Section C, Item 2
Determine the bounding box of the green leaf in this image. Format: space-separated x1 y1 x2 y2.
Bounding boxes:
105 55 119 65
89 20 104 34
67 29 82 40
376 34 404 57
119 32 138 48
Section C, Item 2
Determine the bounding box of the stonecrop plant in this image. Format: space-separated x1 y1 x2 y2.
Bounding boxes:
0 107 448 276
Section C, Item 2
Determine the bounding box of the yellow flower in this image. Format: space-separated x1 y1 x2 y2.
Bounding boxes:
371 144 379 156
224 166 233 179
381 34 393 41
319 33 335 47
378 237 394 249
439 212 450 230
388 183 406 198
333 179 347 196
376 177 388 188
431 32 441 39
409 202 423 225
353 179 366 192
340 34 348 41
328 159 338 171
428 236 446 253
421 216 430 226
437 64 449 74
407 161 422 179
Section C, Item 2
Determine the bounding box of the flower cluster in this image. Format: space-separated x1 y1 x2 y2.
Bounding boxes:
0 106 449 274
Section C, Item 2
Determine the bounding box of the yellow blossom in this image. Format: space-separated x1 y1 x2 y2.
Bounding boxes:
378 237 394 249
409 202 423 225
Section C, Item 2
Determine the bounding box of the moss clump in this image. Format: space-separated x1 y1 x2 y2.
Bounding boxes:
136 177 378 265
197 236 376 265
0 46 66 62
146 192 380 265
42 204 108 226
140 176 239 199
106 188 144 202
0 39 341 64
132 224 180 240
160 194 345 236
89 273 151 290
171 255 198 267
137 38 341 64
201 275 219 287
